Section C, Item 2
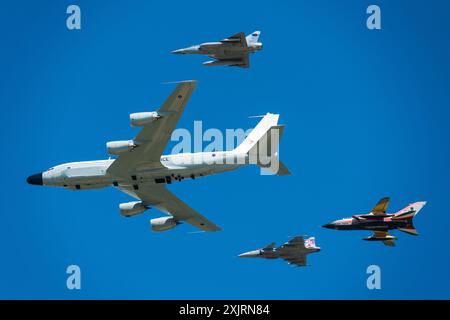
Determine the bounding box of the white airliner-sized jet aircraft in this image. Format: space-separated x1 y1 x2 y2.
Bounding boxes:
27 81 290 232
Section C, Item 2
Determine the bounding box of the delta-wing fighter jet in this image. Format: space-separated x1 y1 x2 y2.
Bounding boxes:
239 236 320 267
323 197 427 246
27 81 290 233
171 31 262 68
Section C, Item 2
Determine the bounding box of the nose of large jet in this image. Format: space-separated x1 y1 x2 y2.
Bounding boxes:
322 223 335 229
27 173 43 186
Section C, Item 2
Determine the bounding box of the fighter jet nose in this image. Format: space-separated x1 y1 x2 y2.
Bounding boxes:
27 173 43 185
322 223 334 229
238 250 260 258
171 49 185 54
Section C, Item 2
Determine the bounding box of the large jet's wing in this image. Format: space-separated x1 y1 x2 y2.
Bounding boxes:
107 81 197 176
120 184 221 232
370 197 390 215
221 32 248 48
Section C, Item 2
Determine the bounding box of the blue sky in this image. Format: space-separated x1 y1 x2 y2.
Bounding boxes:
1 0 449 299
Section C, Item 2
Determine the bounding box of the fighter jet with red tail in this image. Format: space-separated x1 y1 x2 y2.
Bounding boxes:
322 197 426 246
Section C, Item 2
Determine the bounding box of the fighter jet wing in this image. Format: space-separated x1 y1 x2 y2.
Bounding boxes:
277 236 306 256
107 81 197 176
370 197 390 215
221 32 248 47
282 236 305 248
240 53 250 68
278 236 313 266
119 184 221 232
383 239 396 247
373 231 396 247
263 242 276 250
282 254 307 267
219 54 249 68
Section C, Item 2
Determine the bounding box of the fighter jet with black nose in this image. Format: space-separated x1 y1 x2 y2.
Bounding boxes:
171 31 262 68
323 197 426 246
238 236 320 267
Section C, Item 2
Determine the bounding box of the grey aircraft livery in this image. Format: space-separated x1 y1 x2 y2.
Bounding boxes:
322 197 426 246
27 81 290 233
171 31 262 68
238 236 321 267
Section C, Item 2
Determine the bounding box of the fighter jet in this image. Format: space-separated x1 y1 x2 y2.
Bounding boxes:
171 31 262 68
322 197 427 246
238 236 320 267
27 81 290 232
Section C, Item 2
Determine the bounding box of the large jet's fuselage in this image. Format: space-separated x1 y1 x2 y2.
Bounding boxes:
27 151 247 190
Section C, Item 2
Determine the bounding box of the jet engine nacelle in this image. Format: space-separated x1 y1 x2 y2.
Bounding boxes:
106 140 136 155
130 112 160 127
119 201 147 217
150 216 178 232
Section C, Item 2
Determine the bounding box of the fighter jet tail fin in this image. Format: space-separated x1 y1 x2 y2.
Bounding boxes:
392 202 425 236
233 113 290 175
392 201 427 220
246 31 261 45
304 237 317 249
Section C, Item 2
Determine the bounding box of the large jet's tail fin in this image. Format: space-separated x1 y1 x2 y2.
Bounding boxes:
233 113 290 176
233 113 279 155
246 31 261 45
393 201 426 236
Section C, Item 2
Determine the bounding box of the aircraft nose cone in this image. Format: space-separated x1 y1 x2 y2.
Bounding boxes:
238 250 260 258
27 173 43 185
322 223 334 229
238 252 251 258
171 49 185 54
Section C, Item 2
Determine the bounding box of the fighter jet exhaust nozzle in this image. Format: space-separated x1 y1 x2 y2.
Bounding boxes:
253 42 263 50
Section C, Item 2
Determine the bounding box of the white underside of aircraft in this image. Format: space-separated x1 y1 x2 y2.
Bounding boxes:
28 81 290 232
